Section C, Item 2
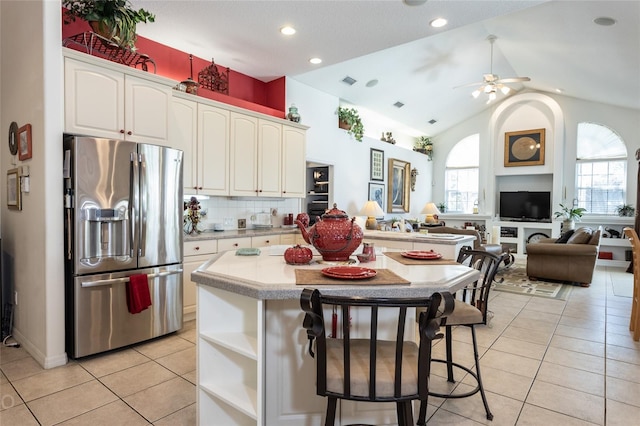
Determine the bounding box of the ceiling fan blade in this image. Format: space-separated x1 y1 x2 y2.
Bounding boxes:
495 77 530 84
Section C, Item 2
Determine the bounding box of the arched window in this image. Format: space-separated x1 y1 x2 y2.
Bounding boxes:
576 122 627 215
444 134 479 213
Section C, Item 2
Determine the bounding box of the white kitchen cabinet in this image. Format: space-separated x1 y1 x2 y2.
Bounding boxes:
183 240 218 321
230 114 295 197
218 237 252 252
251 234 280 248
281 126 306 198
64 57 170 144
170 98 230 196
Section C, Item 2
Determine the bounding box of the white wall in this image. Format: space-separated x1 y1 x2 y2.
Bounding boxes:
0 0 66 368
432 90 640 218
286 78 434 221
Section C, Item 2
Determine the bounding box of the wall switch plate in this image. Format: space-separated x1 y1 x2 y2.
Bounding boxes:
238 219 246 229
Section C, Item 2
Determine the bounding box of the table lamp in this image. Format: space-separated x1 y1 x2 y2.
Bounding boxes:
359 200 385 230
421 202 441 224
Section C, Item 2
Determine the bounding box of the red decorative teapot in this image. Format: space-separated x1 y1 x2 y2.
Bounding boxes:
296 204 363 261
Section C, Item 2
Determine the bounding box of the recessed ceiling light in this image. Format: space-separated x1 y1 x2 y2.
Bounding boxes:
280 26 296 35
393 101 404 108
430 18 448 28
309 57 322 65
366 79 379 88
428 119 437 125
593 17 616 26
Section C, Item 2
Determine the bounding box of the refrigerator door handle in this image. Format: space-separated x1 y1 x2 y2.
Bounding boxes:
129 152 139 258
81 269 184 288
139 153 147 257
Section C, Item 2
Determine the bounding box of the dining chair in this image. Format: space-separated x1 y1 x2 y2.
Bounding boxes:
423 246 506 421
623 228 640 341
300 288 453 426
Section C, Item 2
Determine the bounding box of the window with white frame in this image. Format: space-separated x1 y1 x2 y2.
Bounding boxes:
444 134 479 213
575 122 627 215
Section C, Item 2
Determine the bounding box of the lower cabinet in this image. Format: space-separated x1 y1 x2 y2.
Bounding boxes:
252 234 281 248
184 240 218 321
218 237 252 252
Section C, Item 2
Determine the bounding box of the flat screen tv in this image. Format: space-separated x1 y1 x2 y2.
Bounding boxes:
499 191 551 222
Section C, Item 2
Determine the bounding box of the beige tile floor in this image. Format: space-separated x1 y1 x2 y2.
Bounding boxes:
1 265 640 425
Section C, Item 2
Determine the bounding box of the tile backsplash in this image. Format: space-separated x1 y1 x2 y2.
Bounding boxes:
192 196 302 230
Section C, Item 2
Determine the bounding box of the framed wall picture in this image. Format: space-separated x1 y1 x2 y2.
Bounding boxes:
370 148 384 181
368 182 385 213
504 128 545 167
387 158 410 213
18 123 32 161
7 168 21 210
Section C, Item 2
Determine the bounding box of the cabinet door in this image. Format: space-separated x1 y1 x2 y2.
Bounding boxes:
252 234 280 248
124 75 171 143
282 126 307 198
170 97 198 193
64 58 125 139
183 255 208 320
229 113 258 196
199 104 230 195
258 120 282 197
218 237 252 252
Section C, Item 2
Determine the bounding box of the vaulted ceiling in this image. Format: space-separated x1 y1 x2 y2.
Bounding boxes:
133 0 640 136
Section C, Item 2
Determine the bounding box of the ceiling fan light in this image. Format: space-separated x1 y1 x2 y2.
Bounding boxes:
488 92 496 103
483 85 494 93
472 90 481 98
501 86 511 95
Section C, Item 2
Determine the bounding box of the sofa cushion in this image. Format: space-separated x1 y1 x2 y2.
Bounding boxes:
566 227 593 244
555 229 575 244
588 229 601 245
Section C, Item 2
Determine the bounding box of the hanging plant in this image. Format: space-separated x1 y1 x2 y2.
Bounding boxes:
414 136 433 160
337 106 364 142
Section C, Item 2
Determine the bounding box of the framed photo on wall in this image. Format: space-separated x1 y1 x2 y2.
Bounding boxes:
368 182 385 213
387 158 410 213
7 168 21 210
504 128 545 167
370 148 384 181
18 124 32 161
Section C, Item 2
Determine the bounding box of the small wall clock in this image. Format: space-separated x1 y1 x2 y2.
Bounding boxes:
8 121 18 155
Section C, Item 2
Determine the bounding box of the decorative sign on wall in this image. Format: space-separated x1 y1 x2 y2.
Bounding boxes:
504 128 545 167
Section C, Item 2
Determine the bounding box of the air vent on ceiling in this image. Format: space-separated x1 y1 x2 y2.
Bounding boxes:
341 76 357 86
428 119 437 125
393 101 404 108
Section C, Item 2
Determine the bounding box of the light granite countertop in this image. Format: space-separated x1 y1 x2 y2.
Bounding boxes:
191 248 479 300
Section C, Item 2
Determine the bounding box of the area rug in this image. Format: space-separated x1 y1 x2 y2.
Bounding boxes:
494 261 573 300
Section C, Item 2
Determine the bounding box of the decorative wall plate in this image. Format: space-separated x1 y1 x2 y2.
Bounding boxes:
8 121 18 155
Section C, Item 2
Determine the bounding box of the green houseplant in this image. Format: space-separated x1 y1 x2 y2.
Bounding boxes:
63 0 155 50
337 107 364 142
554 203 586 230
616 204 635 217
414 136 433 160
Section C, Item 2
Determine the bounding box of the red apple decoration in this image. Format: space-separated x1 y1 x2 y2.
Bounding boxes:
284 245 313 265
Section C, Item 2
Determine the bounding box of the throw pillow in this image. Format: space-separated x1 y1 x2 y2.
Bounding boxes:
555 229 575 244
566 227 593 244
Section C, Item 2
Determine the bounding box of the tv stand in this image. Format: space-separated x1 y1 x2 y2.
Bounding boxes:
496 221 560 255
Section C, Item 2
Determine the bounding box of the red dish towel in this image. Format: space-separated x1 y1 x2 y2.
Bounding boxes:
126 274 152 314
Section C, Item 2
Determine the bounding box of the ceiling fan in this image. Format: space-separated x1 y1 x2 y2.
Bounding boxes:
457 35 530 104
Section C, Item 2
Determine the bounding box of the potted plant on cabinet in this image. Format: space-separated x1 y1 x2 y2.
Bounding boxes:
63 0 155 50
337 106 364 142
616 204 635 217
414 136 433 160
554 203 587 231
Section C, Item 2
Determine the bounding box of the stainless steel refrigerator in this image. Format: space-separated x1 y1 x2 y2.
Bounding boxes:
63 135 183 358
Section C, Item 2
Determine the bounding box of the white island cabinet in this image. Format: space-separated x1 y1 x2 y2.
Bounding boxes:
192 250 480 425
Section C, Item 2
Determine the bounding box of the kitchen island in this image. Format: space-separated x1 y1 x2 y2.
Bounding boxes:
192 248 480 425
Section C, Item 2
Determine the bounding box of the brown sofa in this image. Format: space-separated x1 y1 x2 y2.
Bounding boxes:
526 226 602 285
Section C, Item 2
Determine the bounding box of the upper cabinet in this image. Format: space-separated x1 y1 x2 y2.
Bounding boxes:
282 126 306 197
64 57 171 144
170 98 230 196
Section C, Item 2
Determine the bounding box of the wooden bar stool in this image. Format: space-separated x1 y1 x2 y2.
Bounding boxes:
623 228 640 341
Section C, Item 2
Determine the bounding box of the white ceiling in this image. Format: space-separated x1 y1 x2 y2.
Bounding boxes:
132 0 640 136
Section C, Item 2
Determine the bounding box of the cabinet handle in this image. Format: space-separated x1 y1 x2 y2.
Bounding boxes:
199 186 203 190
127 131 132 135
265 240 270 244
233 243 239 247
194 246 200 251
119 129 125 134
258 189 263 193
193 186 198 190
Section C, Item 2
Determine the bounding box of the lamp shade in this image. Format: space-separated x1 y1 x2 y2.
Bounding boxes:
360 200 384 230
421 202 441 215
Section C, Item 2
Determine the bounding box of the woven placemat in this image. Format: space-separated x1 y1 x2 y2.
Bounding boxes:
295 268 410 286
383 251 458 266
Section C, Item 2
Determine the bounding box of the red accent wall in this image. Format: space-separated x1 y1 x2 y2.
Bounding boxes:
62 12 285 118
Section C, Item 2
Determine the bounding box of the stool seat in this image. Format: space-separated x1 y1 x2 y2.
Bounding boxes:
481 244 503 255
